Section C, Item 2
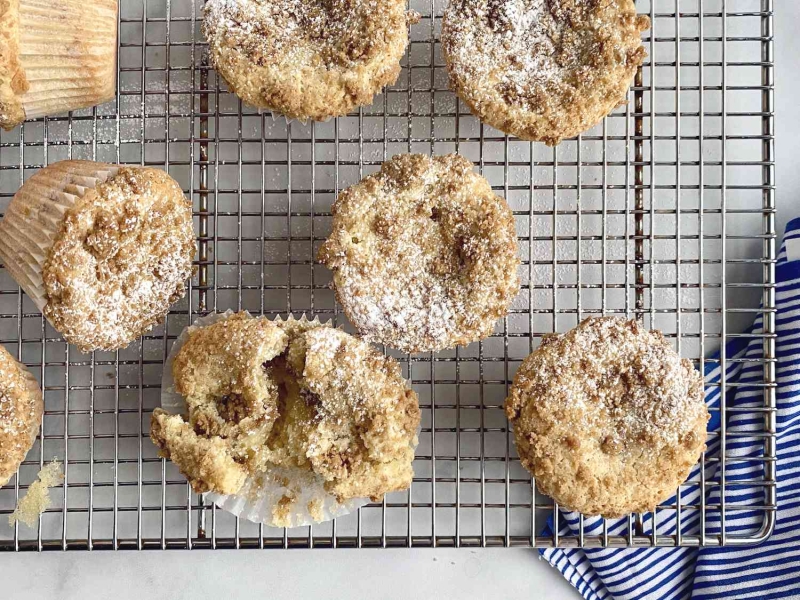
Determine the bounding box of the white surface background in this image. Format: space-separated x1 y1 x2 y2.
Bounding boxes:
2 4 798 599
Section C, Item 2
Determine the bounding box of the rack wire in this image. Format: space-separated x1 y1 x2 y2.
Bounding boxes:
0 0 775 550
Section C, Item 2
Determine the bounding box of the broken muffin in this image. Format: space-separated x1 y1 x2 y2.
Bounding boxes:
151 312 420 510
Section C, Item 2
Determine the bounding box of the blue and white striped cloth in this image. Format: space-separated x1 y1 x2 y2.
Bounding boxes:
541 216 800 600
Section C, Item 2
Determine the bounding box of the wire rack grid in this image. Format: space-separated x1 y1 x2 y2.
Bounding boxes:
0 0 776 550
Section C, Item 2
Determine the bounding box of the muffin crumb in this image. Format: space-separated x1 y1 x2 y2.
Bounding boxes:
9 460 63 528
151 313 420 510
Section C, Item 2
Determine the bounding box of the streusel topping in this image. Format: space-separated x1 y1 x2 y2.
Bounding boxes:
203 0 417 121
441 0 649 145
0 344 43 487
505 317 709 517
151 313 420 503
42 167 195 352
319 153 520 353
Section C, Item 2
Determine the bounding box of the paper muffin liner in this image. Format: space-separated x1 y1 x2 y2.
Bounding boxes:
159 310 373 528
0 160 120 312
17 0 118 121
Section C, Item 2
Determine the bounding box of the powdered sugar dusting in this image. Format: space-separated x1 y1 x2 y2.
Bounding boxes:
443 0 574 109
41 166 195 352
319 153 520 353
442 0 650 145
0 346 42 486
505 317 709 516
155 311 420 526
204 0 304 64
204 0 410 69
202 0 414 120
511 317 706 450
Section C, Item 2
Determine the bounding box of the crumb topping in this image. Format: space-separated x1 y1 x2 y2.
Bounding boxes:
318 153 520 353
203 0 416 120
151 313 420 504
441 0 650 145
0 344 43 487
505 317 709 517
171 313 288 471
285 327 420 500
42 167 196 353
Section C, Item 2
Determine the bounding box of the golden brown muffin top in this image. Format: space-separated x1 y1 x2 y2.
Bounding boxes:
505 317 709 517
203 0 417 121
0 344 43 487
151 313 420 503
0 0 28 130
319 153 520 353
41 166 196 352
442 0 649 145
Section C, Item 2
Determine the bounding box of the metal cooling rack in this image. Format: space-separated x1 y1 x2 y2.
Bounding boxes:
0 0 776 550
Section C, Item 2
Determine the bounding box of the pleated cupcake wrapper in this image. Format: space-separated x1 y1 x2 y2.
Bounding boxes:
17 0 117 120
0 161 120 313
159 310 370 528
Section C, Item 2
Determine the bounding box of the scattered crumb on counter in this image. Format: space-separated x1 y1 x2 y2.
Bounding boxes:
8 460 63 528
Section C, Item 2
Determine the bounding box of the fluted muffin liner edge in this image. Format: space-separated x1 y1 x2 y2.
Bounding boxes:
16 0 118 122
0 161 121 314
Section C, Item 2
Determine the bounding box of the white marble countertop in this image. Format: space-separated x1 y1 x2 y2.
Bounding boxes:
3 4 798 600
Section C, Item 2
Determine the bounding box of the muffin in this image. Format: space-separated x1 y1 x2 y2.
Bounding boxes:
151 312 420 506
0 160 196 353
0 344 43 487
318 153 520 353
203 0 418 121
505 317 709 517
0 0 118 130
441 0 650 145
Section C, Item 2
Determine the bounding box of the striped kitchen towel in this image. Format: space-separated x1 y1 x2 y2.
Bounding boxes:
541 216 800 600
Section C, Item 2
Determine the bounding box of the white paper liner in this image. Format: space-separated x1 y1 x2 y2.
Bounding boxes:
0 161 120 313
159 310 370 528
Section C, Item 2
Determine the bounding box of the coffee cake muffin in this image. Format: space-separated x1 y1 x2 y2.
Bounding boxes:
0 0 117 130
151 312 420 505
318 153 520 353
0 160 196 353
441 0 649 145
203 0 418 121
505 317 708 517
0 344 43 487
